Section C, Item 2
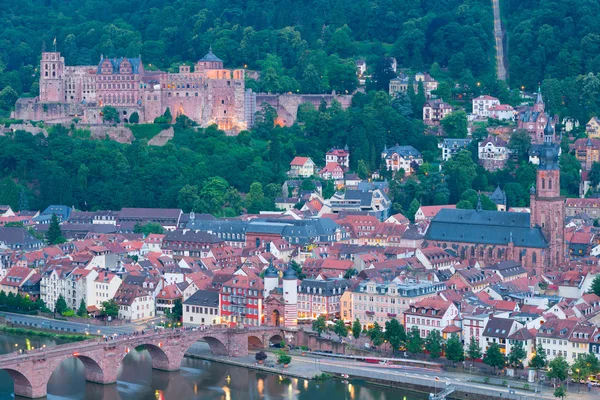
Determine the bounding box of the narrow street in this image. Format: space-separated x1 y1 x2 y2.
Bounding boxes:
492 0 507 81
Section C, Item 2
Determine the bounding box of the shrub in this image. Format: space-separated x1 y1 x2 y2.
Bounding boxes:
483 377 490 384
255 351 267 361
276 349 291 365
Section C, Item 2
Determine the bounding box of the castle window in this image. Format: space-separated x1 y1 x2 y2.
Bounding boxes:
52 72 55 77
542 178 545 189
532 252 537 264
224 110 227 114
222 100 225 104
195 93 198 96
549 179 552 189
45 71 48 77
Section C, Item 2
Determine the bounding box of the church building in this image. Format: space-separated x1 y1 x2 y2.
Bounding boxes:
425 137 564 275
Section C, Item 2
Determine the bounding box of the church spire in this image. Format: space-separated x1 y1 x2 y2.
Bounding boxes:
536 84 543 105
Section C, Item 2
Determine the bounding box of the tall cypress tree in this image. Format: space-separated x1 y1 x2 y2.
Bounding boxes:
46 214 65 244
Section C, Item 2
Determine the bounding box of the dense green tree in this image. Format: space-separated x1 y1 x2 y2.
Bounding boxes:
312 315 327 337
590 275 600 296
332 319 348 338
553 385 567 400
507 341 527 368
357 160 369 180
129 112 140 124
171 299 182 322
590 162 600 188
483 343 505 371
102 106 120 123
46 214 66 244
384 319 406 355
55 295 68 315
547 356 569 383
441 111 468 138
425 330 442 359
406 325 423 354
352 318 362 340
467 339 482 365
77 299 88 317
245 182 267 214
133 222 164 236
101 299 119 319
508 131 532 162
530 344 547 379
445 334 464 364
0 86 18 110
367 322 384 347
443 150 478 203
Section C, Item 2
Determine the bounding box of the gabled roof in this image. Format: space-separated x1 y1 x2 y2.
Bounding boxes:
426 209 548 248
290 157 312 166
483 317 516 339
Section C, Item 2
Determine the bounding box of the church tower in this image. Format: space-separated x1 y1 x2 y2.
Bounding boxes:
533 85 544 113
530 131 565 271
39 51 65 102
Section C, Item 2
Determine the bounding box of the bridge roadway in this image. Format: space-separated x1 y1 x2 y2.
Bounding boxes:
0 325 285 399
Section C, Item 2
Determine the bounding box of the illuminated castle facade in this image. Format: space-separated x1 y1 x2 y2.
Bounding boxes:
15 49 247 132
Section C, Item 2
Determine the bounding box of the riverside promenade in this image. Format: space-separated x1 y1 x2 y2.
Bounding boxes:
186 342 578 400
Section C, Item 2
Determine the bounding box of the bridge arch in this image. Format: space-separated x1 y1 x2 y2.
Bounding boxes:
201 336 228 355
2 368 35 398
248 335 264 349
130 343 173 371
268 334 284 347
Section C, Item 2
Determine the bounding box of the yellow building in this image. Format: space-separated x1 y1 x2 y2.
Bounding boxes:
587 117 600 139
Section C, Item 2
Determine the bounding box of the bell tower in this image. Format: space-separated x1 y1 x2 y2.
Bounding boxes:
530 129 564 271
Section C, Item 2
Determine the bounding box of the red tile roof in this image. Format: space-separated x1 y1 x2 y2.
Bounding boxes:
290 156 311 166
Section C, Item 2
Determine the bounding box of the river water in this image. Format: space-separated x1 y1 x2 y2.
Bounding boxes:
0 333 429 400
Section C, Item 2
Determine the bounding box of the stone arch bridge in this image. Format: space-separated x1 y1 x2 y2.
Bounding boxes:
0 326 287 398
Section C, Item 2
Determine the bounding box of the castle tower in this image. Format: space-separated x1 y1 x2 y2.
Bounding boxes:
530 141 565 272
282 265 298 328
263 261 279 299
39 51 65 102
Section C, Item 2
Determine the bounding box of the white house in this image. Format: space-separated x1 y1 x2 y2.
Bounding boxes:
325 148 350 169
289 157 315 178
403 297 459 339
114 283 155 322
183 289 220 326
488 104 515 121
472 95 500 118
319 162 345 181
65 268 98 310
478 135 509 171
92 271 122 309
381 145 423 176
438 138 472 161
463 313 490 353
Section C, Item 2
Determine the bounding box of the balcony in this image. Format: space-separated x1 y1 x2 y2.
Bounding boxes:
387 313 397 318
365 311 375 316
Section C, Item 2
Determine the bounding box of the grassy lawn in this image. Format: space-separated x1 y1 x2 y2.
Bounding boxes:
128 123 169 141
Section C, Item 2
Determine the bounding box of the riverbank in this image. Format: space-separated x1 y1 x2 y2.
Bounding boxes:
184 344 558 400
0 325 91 342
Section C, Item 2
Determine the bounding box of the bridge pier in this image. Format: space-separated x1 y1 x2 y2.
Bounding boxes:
14 381 47 399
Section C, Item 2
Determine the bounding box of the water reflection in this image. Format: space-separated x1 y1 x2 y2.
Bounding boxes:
0 333 429 400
